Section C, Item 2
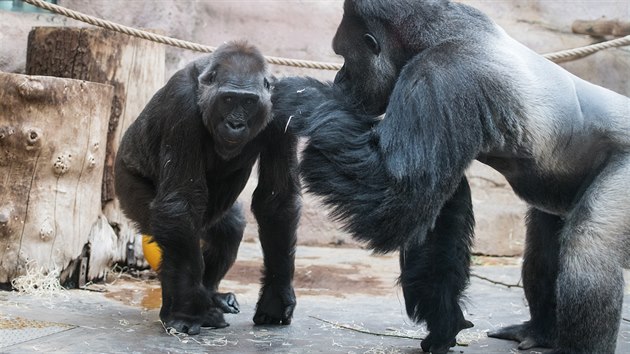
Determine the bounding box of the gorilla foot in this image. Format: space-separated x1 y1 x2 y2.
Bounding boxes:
212 292 240 314
420 318 473 354
162 308 229 334
420 336 456 354
253 284 296 325
253 300 294 325
164 318 202 335
202 307 230 329
488 322 554 350
253 310 293 325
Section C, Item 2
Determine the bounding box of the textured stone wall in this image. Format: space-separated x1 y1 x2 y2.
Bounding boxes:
1 0 628 255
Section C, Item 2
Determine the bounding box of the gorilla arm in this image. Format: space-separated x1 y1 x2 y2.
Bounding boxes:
251 116 301 325
273 51 484 352
274 52 486 253
149 115 215 333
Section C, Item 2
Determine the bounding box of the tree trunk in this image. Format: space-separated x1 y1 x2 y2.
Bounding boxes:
0 73 113 285
26 27 165 271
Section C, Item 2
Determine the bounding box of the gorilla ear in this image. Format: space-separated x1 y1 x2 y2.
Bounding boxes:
363 33 381 55
199 70 217 85
264 78 271 90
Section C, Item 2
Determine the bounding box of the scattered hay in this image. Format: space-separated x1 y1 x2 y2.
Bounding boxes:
310 316 478 347
456 328 489 345
363 346 404 354
161 320 238 347
10 260 64 295
311 316 425 340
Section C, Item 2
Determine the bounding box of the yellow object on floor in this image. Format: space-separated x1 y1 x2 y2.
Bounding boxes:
142 235 162 271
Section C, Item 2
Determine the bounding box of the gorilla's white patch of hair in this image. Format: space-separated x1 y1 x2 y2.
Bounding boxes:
490 25 583 175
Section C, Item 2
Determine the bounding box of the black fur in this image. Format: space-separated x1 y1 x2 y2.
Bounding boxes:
115 41 300 334
273 0 630 353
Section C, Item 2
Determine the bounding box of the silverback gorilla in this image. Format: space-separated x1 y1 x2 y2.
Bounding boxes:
115 41 300 334
272 0 630 353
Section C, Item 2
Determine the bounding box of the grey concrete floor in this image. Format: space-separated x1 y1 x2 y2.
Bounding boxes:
1 242 630 353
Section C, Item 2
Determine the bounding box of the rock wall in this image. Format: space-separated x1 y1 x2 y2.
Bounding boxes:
1 0 628 255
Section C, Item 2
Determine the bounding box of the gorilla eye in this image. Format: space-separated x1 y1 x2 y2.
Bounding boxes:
264 78 270 90
363 33 380 55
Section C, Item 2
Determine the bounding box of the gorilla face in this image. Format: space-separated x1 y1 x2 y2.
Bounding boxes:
332 9 410 115
198 50 273 160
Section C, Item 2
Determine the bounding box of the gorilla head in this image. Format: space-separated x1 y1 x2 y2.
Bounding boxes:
332 0 472 115
198 42 273 160
332 0 414 114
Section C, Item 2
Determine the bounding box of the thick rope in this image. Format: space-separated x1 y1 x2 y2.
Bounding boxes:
545 35 630 63
23 0 630 69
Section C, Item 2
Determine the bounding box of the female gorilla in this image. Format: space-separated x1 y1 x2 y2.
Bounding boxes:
273 0 630 353
116 41 300 334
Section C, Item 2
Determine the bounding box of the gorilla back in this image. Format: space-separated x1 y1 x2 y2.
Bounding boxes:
115 41 300 334
272 0 630 353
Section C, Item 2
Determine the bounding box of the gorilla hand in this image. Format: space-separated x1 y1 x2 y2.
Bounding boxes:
253 283 296 325
212 292 240 314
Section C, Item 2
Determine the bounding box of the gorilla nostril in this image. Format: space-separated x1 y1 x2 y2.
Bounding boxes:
227 120 245 131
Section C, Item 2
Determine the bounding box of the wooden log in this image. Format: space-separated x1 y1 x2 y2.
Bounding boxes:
26 27 165 270
572 19 630 37
0 73 113 285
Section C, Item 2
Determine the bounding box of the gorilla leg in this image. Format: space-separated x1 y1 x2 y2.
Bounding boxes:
399 177 474 354
117 161 212 333
250 132 300 326
151 191 210 335
114 161 155 235
553 155 630 354
200 203 245 323
488 208 563 349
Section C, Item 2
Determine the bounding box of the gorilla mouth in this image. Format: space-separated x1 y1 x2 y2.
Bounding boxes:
218 126 247 146
216 143 242 160
223 134 249 148
215 135 247 160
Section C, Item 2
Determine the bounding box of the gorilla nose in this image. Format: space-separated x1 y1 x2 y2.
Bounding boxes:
226 120 246 132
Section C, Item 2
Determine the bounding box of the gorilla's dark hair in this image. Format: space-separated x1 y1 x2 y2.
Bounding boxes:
116 41 300 334
211 40 268 74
